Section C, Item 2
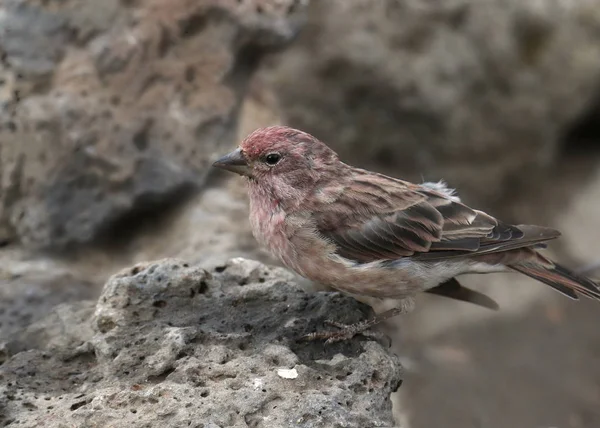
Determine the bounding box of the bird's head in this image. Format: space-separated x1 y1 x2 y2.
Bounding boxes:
213 126 341 204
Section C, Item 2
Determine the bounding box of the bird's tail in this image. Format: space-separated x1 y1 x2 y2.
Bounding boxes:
511 262 600 301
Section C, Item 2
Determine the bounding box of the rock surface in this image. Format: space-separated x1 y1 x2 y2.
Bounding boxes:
0 261 96 350
261 0 600 212
0 258 403 428
0 0 305 249
2 1 599 427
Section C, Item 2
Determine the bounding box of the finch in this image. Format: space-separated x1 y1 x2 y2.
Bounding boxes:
213 126 600 343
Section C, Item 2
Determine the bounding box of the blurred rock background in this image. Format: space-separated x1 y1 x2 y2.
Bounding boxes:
2 0 600 427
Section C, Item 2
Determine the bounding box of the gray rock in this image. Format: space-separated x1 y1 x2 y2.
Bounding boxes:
0 258 403 427
0 0 306 249
0 266 96 349
262 0 600 212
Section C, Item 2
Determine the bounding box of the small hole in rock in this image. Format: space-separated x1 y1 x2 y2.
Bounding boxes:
70 399 89 411
185 66 196 82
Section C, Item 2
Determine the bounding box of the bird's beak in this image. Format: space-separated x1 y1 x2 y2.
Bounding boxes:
212 148 251 177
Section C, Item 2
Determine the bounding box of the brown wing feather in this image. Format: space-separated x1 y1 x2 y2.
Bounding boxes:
313 172 556 264
425 278 500 310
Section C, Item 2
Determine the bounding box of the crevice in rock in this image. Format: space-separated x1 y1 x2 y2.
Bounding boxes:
560 92 600 155
57 182 199 256
497 89 600 225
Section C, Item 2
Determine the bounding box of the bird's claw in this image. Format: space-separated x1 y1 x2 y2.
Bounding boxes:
301 319 386 345
302 330 356 344
323 320 351 330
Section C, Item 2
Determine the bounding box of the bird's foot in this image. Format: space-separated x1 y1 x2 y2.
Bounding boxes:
301 307 405 345
301 319 384 344
302 319 387 344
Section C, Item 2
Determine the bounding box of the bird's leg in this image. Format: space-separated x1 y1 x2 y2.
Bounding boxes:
302 306 406 345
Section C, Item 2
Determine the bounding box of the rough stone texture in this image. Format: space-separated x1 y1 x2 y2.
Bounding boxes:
261 0 600 213
0 258 403 427
0 0 306 249
2 1 600 427
0 256 96 351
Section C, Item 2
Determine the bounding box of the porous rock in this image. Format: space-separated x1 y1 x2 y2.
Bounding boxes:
0 0 306 249
262 0 600 211
0 258 402 427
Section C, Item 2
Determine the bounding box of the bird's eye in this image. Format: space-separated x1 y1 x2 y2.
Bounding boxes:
264 153 281 166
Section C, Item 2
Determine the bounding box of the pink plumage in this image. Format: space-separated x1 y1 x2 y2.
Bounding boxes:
213 126 600 342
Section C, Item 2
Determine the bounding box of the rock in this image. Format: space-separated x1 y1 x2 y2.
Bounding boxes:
0 262 96 348
114 181 275 271
261 0 600 212
13 301 96 355
0 0 306 249
0 258 403 427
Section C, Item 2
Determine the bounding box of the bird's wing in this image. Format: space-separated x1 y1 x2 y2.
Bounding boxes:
312 171 559 263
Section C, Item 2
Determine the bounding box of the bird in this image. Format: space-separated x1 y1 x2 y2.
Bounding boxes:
213 125 600 343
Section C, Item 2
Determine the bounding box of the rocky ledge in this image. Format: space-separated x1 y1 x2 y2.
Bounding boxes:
0 258 402 427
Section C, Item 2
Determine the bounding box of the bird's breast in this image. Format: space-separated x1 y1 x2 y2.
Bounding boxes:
248 194 290 259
